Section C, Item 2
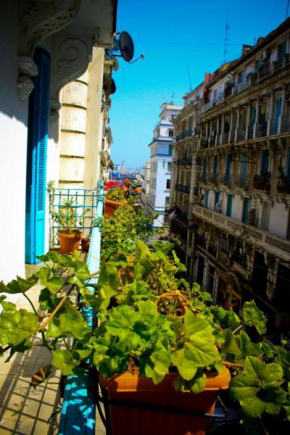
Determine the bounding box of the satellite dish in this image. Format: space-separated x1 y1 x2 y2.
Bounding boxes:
119 31 134 62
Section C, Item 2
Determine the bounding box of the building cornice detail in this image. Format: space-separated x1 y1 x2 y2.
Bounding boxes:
17 0 81 101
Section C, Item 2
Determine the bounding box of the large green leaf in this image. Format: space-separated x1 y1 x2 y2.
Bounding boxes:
52 350 77 375
0 275 38 294
171 310 217 380
242 301 267 335
0 305 38 346
230 356 287 418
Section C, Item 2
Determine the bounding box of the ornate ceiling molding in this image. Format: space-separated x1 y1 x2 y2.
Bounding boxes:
17 0 81 100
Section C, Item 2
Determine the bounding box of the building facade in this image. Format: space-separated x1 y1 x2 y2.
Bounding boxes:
0 0 117 287
147 103 182 227
171 18 290 336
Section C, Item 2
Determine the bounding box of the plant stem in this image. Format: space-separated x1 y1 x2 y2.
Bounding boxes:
260 416 270 435
222 361 244 369
232 324 243 335
38 285 75 331
22 292 38 316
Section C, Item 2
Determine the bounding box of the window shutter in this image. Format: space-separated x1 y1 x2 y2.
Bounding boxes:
25 48 51 264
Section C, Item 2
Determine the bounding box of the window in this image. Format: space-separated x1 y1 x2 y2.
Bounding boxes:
166 179 171 189
168 129 174 137
168 145 172 156
238 71 244 84
165 196 170 207
226 194 232 217
171 114 177 121
167 162 172 172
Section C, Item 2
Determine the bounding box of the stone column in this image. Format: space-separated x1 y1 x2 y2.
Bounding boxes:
234 107 240 142
245 104 251 140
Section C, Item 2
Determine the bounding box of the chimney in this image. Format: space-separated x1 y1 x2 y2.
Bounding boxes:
204 73 214 84
242 44 253 56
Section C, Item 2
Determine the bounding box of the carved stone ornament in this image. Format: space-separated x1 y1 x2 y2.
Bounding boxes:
50 38 91 114
19 0 82 57
17 75 35 100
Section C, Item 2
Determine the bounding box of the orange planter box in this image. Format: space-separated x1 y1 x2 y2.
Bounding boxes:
104 199 125 217
100 368 231 435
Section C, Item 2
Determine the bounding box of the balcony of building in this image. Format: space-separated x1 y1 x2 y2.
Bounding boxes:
277 176 290 194
192 204 290 261
253 173 271 192
233 174 250 189
175 183 190 194
219 173 231 186
208 174 218 185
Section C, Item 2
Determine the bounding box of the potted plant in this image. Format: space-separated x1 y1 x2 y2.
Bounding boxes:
0 243 289 435
49 195 90 253
104 186 127 217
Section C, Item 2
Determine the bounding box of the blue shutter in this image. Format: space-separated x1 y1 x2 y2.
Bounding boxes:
261 150 269 175
213 156 218 177
214 191 220 209
226 194 232 217
274 98 282 134
242 198 250 223
25 48 51 264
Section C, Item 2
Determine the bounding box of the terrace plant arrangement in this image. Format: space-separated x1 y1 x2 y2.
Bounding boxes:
0 242 289 435
48 184 91 253
104 186 128 217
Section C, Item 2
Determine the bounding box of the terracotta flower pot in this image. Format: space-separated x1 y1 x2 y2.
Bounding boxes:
57 230 82 253
104 199 125 217
99 368 231 435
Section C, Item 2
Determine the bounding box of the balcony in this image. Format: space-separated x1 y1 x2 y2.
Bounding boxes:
253 173 271 192
280 116 290 134
233 251 247 267
236 128 246 142
186 157 192 166
177 158 186 166
221 132 230 144
209 174 218 184
175 183 190 194
247 125 254 140
201 138 209 148
219 173 231 186
256 121 268 138
192 205 290 259
209 137 216 146
234 174 249 189
277 177 290 195
200 174 207 183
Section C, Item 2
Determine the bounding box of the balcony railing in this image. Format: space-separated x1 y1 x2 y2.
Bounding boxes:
175 183 190 194
233 174 249 189
192 204 290 257
247 125 254 140
256 121 268 138
200 174 207 183
177 158 186 166
201 138 209 148
186 157 192 166
277 177 290 194
209 174 218 184
280 116 290 134
209 137 216 146
195 233 206 248
236 128 246 142
219 173 231 186
253 173 271 191
233 251 247 267
221 132 230 144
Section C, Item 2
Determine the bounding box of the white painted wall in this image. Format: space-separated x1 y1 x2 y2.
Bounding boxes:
0 1 29 284
268 203 288 238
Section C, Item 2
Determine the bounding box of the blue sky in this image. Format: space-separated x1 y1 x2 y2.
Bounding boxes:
110 0 289 169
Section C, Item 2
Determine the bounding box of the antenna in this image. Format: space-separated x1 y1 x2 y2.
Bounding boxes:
223 19 229 64
170 93 175 105
187 65 192 92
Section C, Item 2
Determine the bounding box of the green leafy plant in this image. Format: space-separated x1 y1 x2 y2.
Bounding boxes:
105 186 127 202
0 242 289 434
48 183 90 235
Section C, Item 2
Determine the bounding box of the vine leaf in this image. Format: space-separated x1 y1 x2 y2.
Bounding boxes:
242 301 267 334
0 275 38 294
52 350 77 375
230 356 287 417
0 303 38 347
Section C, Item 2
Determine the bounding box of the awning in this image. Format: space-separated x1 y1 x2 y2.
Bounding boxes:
100 151 107 167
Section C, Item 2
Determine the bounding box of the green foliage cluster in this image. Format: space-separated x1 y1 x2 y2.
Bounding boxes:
105 186 127 202
100 205 156 251
48 183 90 235
0 241 289 434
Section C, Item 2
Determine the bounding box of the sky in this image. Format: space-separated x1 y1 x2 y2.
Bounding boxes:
110 0 290 169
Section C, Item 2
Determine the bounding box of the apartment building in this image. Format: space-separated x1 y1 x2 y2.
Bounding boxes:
146 103 182 227
141 160 151 206
171 18 290 335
